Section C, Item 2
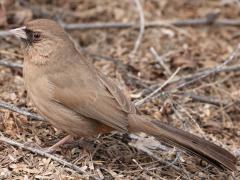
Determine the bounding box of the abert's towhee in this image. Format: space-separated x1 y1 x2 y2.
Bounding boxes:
10 19 237 171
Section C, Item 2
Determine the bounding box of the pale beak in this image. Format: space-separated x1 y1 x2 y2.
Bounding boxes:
9 26 27 39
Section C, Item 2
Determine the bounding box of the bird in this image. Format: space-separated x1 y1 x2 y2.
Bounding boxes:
10 19 237 171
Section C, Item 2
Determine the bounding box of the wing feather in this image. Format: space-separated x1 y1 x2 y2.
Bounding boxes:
47 54 133 132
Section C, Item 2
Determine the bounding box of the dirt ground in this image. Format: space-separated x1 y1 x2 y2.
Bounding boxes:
0 0 239 179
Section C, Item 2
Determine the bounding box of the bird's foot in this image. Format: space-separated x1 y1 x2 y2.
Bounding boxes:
44 135 74 153
41 147 57 154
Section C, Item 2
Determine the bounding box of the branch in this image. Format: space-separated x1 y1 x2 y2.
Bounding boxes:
134 44 240 106
0 101 44 121
178 92 229 107
0 59 23 69
135 68 180 106
2 17 239 38
129 134 181 172
0 30 12 37
131 0 145 55
150 47 172 76
164 64 240 92
168 44 240 90
61 18 240 31
0 134 97 179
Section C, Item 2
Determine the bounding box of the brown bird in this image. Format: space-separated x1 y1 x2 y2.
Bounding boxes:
10 19 237 171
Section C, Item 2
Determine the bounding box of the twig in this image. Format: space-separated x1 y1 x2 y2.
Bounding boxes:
161 151 181 169
0 101 44 121
131 0 145 55
0 134 97 179
0 59 23 69
61 22 135 30
135 68 180 106
129 134 181 171
1 15 239 39
178 92 229 106
168 44 240 90
174 102 230 150
137 45 240 108
61 18 240 31
165 64 240 92
173 102 205 137
2 17 239 38
0 30 12 37
150 47 172 76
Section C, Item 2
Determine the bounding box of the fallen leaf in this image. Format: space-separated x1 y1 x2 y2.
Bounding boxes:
0 2 7 27
13 8 32 25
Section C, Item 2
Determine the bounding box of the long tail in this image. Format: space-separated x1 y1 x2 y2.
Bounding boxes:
128 114 237 171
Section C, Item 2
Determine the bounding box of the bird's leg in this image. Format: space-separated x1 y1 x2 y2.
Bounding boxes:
45 135 73 153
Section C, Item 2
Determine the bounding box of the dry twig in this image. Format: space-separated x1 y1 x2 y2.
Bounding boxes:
178 92 229 107
150 47 172 76
129 134 181 171
135 67 181 106
1 17 239 38
0 134 98 179
0 101 44 121
61 18 240 31
0 59 23 69
0 30 12 37
131 0 145 55
166 44 240 90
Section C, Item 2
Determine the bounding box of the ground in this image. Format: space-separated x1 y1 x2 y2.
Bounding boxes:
0 0 239 179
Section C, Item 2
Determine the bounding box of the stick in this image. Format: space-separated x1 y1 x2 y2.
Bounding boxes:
150 47 172 76
178 92 229 107
131 0 145 55
0 30 12 37
0 101 44 121
0 134 98 179
0 59 23 69
167 44 240 90
165 64 240 92
2 18 240 38
129 134 180 171
61 18 240 31
135 68 180 106
129 142 180 171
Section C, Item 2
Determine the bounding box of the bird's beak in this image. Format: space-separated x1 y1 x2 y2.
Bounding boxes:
9 26 27 39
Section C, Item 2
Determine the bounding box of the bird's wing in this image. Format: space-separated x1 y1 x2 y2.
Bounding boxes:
97 70 136 114
47 55 135 132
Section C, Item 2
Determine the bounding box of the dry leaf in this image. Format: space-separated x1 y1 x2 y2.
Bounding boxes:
0 2 7 27
172 56 196 69
13 9 32 25
3 111 18 136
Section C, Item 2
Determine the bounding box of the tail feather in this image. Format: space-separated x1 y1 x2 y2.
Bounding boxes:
128 114 237 171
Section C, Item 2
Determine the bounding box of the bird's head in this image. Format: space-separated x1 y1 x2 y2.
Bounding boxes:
10 19 75 65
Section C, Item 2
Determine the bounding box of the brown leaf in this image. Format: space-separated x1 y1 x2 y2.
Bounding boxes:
200 59 218 69
2 0 15 10
13 9 32 25
0 2 7 27
3 111 17 136
172 56 196 69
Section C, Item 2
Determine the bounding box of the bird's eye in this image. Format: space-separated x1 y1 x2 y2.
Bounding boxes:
33 32 41 40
